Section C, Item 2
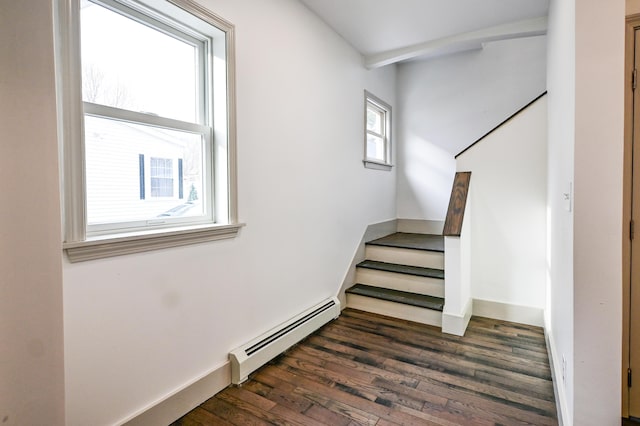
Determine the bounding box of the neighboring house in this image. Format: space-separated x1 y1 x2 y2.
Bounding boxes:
84 117 202 224
0 1 626 426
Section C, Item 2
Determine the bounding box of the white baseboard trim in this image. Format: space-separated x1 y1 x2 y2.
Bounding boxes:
472 298 544 327
442 299 472 336
544 328 570 426
365 219 398 242
397 219 444 235
120 362 230 426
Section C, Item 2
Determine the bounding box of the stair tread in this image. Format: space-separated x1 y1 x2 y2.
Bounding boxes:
356 260 444 279
346 284 444 311
367 232 444 252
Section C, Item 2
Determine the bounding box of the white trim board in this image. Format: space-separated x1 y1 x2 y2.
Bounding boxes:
365 16 547 68
396 219 445 235
120 362 230 426
472 298 544 327
442 298 472 336
544 328 570 426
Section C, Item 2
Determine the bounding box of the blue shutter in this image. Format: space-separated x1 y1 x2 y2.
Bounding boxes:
139 154 145 200
178 158 184 199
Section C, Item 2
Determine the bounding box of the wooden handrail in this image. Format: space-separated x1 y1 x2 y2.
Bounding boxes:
455 91 547 159
443 172 471 237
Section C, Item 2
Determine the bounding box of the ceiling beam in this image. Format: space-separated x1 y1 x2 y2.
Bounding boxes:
364 16 548 69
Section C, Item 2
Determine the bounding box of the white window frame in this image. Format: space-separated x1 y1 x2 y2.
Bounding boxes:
55 0 242 262
363 91 393 171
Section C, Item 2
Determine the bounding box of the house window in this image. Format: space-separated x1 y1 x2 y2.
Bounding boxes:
364 91 392 171
150 158 174 198
56 0 241 261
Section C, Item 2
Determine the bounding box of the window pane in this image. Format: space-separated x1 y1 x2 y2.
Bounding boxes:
367 105 383 134
84 115 205 226
366 134 385 161
80 1 199 122
150 157 174 197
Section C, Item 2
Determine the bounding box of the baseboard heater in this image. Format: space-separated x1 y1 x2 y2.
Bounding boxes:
229 297 340 384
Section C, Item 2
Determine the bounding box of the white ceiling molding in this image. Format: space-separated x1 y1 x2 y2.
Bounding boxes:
365 16 548 69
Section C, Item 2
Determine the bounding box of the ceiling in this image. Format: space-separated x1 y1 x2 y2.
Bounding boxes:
299 0 549 67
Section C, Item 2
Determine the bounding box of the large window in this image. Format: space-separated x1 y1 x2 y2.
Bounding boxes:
364 91 392 171
56 0 240 261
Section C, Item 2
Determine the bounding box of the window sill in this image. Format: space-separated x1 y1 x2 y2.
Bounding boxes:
363 160 393 171
63 223 245 262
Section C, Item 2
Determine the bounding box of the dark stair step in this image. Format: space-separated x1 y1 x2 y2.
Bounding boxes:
356 260 444 280
366 232 444 252
346 284 444 311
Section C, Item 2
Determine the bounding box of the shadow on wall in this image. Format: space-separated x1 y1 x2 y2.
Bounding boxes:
397 134 456 221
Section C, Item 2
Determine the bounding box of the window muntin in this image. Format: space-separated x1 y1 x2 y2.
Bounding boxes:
364 92 392 168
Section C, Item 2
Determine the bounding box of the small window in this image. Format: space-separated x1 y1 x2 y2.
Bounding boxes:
56 0 241 261
150 158 174 198
364 91 392 170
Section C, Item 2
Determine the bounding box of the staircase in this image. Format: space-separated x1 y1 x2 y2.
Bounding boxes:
345 232 445 328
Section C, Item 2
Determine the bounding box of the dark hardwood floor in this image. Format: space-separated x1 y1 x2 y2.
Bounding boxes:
172 309 558 425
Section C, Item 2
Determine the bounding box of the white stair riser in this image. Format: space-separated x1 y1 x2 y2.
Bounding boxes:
365 246 444 269
346 294 442 327
356 268 445 298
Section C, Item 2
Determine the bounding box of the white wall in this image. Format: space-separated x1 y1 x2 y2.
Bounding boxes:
0 1 66 425
61 0 397 425
546 0 576 421
396 36 547 221
457 96 547 310
573 0 624 423
396 133 455 221
547 0 625 424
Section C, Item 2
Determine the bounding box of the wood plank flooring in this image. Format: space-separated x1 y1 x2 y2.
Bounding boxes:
172 309 558 426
